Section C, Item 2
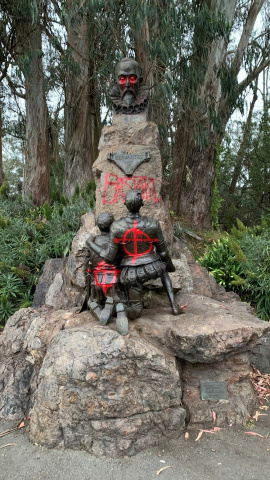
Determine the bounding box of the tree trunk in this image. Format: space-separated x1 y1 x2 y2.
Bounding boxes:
171 113 217 228
48 110 60 166
134 16 170 171
169 0 264 228
134 17 156 90
63 13 101 200
23 23 50 205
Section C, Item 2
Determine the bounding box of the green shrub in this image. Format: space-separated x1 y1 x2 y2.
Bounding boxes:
0 185 96 326
0 181 8 197
198 218 270 320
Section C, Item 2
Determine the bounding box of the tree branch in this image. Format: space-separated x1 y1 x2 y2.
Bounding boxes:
5 74 25 99
232 0 265 75
43 25 65 55
239 57 270 93
227 29 270 56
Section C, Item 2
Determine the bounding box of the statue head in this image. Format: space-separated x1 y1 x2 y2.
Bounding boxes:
97 212 115 232
115 58 143 107
124 190 144 213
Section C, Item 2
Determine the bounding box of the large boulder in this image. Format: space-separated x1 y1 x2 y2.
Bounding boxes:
1 293 269 456
0 307 185 456
29 324 184 457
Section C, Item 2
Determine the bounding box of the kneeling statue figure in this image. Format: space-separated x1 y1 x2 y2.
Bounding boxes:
87 190 179 335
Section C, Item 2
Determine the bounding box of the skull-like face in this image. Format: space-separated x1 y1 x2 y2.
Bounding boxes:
115 58 141 106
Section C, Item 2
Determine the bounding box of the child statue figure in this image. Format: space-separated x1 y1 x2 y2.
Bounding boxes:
87 191 179 336
85 212 126 329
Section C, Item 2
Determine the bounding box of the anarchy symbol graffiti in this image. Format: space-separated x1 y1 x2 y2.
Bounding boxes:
114 220 158 265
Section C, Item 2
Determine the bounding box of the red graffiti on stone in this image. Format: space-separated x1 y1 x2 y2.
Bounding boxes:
103 173 162 205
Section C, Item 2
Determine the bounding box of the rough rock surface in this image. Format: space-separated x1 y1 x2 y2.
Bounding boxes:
1 293 269 456
249 332 270 373
30 211 270 379
29 325 184 457
180 352 256 426
93 121 173 246
133 293 269 363
33 213 99 311
0 307 185 456
32 259 66 308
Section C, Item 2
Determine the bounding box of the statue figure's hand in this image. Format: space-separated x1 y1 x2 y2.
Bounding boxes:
86 234 94 246
167 263 175 273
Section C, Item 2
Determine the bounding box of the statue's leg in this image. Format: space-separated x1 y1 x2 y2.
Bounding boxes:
126 284 143 320
116 303 129 336
89 284 104 306
100 296 114 325
161 272 179 315
88 301 102 321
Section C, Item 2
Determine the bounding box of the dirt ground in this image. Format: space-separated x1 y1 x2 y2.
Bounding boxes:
1 410 270 480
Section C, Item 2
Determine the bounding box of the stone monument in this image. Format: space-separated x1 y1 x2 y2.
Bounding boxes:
93 57 173 246
0 57 270 458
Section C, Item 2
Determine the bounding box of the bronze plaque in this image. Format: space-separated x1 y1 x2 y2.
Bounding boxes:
108 152 150 176
200 381 228 401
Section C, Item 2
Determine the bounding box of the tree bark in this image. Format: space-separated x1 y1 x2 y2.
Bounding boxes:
134 15 170 171
169 0 265 228
171 116 217 228
134 17 156 91
23 23 50 205
63 13 101 199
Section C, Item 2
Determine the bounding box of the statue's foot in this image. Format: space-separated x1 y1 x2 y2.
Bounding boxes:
100 297 114 326
116 303 129 336
89 302 102 321
171 303 180 315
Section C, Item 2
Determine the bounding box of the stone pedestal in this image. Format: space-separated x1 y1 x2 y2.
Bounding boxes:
93 120 173 245
0 293 269 456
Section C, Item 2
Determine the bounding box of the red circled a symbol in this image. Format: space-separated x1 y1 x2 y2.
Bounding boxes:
114 220 159 265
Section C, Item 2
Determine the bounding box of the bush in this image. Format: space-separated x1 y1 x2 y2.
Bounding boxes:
198 217 270 320
0 185 95 327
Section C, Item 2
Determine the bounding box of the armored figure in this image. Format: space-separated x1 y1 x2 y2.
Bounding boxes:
85 213 126 327
87 191 179 335
110 57 149 114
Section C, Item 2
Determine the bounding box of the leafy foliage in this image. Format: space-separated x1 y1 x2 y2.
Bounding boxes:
0 182 95 326
199 217 270 320
219 103 270 229
211 145 223 230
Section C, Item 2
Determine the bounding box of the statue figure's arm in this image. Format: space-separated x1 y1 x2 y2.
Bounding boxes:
86 230 119 264
154 223 175 272
84 235 95 271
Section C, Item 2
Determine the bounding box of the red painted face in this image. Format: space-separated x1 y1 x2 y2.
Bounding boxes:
118 75 138 91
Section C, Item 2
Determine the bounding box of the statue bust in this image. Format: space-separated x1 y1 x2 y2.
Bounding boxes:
110 58 149 115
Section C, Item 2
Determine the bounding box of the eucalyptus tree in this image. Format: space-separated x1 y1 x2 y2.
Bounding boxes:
0 0 50 205
47 0 128 199
168 0 270 228
58 0 270 218
114 1 270 228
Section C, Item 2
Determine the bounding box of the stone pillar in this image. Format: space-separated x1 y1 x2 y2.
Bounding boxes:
92 114 173 246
